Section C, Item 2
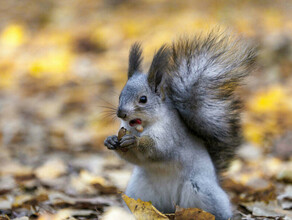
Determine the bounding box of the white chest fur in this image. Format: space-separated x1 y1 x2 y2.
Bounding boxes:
125 161 207 213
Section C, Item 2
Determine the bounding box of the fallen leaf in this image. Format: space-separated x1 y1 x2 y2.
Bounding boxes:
38 209 97 220
0 196 13 210
35 158 67 180
0 176 16 195
0 161 33 177
102 206 135 220
0 24 27 48
278 185 292 201
175 206 215 220
48 191 116 208
278 185 292 210
281 201 292 210
222 178 276 203
13 194 48 208
12 217 29 220
122 194 168 220
277 168 292 183
79 170 118 194
241 200 292 218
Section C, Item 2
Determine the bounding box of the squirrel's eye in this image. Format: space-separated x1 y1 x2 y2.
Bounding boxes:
139 96 147 103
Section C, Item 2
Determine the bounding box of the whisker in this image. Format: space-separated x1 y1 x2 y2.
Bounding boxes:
98 106 117 111
108 90 120 98
100 112 116 116
100 113 117 121
96 96 118 108
110 115 118 122
100 111 116 116
101 109 116 113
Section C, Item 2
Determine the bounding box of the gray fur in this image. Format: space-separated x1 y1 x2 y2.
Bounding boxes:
104 31 256 219
167 32 256 171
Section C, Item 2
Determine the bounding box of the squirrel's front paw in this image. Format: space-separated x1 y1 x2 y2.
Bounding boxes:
119 135 138 149
104 135 119 150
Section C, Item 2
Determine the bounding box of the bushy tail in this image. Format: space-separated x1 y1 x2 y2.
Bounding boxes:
166 31 256 172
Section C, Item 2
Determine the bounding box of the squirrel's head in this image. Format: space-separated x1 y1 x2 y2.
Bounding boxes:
117 43 170 127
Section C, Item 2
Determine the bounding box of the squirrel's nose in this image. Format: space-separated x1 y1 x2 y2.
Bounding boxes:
117 108 127 119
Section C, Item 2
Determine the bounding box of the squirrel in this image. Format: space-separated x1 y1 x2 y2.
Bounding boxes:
104 31 256 220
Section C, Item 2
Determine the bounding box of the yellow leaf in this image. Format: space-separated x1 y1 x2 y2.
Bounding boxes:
30 50 72 75
0 24 27 48
122 194 168 220
29 49 74 84
248 86 287 113
244 85 292 145
243 122 264 145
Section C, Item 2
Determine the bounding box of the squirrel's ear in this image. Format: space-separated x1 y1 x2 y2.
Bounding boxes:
148 45 170 93
128 42 143 79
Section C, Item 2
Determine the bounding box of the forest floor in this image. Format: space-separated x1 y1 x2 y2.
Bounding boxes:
0 0 292 219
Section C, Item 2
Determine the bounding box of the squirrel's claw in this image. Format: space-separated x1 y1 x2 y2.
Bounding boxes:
119 135 138 148
104 135 119 150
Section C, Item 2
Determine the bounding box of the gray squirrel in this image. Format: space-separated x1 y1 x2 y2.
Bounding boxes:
104 31 256 220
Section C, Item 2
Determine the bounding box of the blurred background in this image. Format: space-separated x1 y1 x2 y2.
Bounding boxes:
0 0 292 219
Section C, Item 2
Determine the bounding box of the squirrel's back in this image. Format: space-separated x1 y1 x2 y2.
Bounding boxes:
164 31 256 172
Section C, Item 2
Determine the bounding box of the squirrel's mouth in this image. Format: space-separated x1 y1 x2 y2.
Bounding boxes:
129 118 142 127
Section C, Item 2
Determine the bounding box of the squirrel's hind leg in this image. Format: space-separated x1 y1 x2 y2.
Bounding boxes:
180 177 232 220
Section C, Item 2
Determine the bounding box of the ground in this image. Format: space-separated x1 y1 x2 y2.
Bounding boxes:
0 0 292 219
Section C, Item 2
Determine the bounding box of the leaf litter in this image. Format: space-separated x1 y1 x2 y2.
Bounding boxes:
0 0 292 219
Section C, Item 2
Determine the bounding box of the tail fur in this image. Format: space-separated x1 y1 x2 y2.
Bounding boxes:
166 31 256 172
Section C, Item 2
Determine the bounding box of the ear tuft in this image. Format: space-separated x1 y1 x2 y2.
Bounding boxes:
128 42 143 78
148 45 170 93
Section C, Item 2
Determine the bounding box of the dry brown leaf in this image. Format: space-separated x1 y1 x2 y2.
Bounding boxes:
122 194 168 220
175 206 215 220
79 170 117 194
222 178 276 203
241 200 292 218
13 194 48 208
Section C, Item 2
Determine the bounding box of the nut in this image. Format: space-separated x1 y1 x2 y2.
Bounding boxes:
118 127 127 141
136 125 144 132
